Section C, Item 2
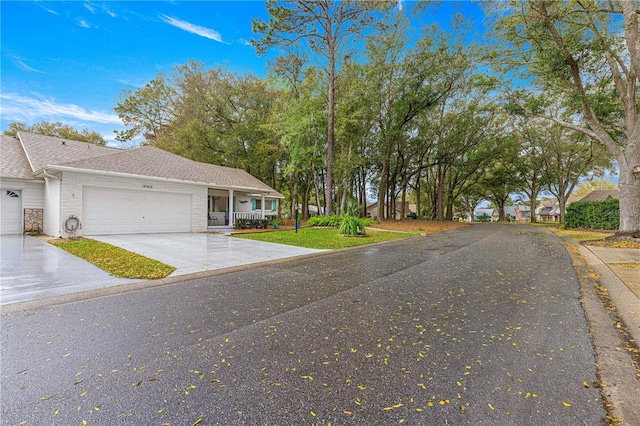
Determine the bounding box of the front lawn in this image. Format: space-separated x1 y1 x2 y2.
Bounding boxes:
51 238 175 279
536 223 640 248
233 227 414 249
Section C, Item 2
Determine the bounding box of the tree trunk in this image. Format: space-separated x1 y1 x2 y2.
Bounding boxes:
617 147 640 235
415 169 422 220
378 144 392 220
325 44 336 216
435 162 445 220
291 177 298 219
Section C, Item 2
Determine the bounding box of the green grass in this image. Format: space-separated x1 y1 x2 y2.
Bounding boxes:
52 238 175 279
233 227 415 249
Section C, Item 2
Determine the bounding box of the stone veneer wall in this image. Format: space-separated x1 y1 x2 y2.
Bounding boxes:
24 208 43 235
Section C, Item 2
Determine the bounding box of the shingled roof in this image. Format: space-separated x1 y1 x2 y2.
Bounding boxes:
578 189 619 202
0 135 43 180
12 132 282 197
18 132 121 172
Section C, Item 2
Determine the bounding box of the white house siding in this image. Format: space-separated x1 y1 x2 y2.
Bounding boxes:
43 177 61 236
0 178 44 209
0 178 45 234
59 171 207 237
235 195 255 213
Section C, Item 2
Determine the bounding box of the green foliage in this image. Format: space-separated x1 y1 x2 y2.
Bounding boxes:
565 199 620 230
115 60 281 186
477 213 491 223
306 214 371 234
234 227 409 250
234 218 270 230
307 215 341 227
4 121 106 145
52 239 174 279
338 215 365 236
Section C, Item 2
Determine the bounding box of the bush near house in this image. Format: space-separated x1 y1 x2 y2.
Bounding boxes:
565 199 619 230
307 214 373 232
234 218 270 230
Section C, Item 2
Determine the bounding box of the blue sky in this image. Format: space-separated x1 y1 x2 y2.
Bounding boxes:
1 1 485 145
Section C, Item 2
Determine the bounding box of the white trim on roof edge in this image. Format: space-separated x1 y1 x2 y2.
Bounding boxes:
34 164 285 198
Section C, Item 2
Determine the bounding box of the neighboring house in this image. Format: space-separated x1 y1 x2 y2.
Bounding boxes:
0 133 283 237
534 197 581 222
366 201 416 220
577 189 619 202
474 208 496 222
473 206 528 222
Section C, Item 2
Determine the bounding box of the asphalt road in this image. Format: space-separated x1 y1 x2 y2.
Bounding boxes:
1 224 606 425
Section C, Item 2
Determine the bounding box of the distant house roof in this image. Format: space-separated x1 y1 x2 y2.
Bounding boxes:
578 189 619 202
474 208 494 217
8 132 283 198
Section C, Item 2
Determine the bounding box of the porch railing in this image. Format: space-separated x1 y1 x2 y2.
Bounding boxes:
233 211 275 221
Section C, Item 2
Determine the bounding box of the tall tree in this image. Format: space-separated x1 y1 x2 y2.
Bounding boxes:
114 61 280 185
489 0 640 234
539 122 611 224
4 121 106 145
252 0 393 215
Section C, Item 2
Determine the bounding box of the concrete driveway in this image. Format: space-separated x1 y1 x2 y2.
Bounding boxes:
0 235 141 305
1 233 323 306
90 233 324 276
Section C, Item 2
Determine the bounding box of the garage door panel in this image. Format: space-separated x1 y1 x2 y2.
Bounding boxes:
83 187 192 235
1 190 22 235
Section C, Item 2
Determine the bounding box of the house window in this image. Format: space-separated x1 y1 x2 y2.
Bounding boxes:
5 190 20 198
252 199 275 210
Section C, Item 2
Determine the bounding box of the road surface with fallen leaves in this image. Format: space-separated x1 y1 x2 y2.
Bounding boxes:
1 224 606 425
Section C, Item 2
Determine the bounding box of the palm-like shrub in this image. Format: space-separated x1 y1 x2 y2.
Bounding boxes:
339 215 365 236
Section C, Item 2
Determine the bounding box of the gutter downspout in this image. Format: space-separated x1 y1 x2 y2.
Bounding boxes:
41 170 62 237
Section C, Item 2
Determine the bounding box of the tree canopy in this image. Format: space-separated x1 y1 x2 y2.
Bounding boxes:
110 1 637 232
4 121 107 145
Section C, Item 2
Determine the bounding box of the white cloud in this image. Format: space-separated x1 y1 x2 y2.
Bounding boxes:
160 14 225 43
39 5 59 15
8 54 45 74
0 93 122 125
84 3 95 14
77 19 91 28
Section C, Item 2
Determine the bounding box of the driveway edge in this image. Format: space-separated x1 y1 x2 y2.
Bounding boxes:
1 235 424 315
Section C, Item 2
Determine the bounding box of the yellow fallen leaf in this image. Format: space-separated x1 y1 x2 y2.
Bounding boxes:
192 418 202 426
488 403 495 410
310 411 316 417
583 381 589 388
562 402 572 407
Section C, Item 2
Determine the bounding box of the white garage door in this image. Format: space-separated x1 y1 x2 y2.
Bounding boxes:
83 187 192 235
0 190 22 234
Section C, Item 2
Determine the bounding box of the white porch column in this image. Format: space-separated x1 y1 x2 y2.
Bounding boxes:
261 193 266 219
228 189 234 227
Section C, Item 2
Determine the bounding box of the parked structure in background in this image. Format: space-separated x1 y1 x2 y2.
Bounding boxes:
366 201 417 220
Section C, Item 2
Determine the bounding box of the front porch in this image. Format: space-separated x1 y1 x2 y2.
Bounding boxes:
207 188 278 230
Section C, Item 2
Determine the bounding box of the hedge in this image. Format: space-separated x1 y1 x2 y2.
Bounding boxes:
565 199 619 230
234 218 270 230
307 214 373 229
